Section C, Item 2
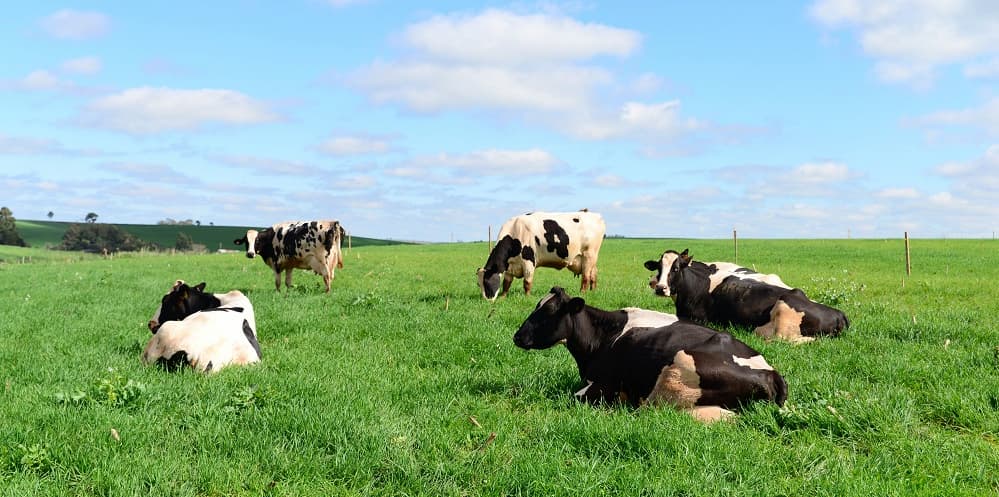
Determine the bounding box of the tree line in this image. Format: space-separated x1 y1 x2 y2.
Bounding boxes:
0 207 201 253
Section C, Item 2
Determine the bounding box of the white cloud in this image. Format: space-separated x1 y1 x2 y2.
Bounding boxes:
411 148 560 175
910 97 999 138
79 87 281 134
334 175 376 189
319 135 392 156
19 70 62 91
401 9 640 65
0 134 93 155
349 8 741 152
810 0 999 86
62 56 102 75
40 9 111 40
876 187 920 199
214 155 315 175
790 161 854 184
963 57 999 79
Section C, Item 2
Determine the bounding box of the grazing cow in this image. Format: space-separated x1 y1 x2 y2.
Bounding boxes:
513 287 787 422
477 210 606 301
644 249 789 297
665 249 849 343
143 280 261 373
234 220 347 292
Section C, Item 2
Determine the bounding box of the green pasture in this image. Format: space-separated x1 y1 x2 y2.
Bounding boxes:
15 220 408 251
1 238 997 496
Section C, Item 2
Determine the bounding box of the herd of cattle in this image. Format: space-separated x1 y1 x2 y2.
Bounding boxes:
142 211 849 422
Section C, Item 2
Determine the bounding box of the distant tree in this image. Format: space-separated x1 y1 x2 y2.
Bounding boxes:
85 212 98 223
195 220 201 227
47 211 54 220
175 232 194 251
60 223 148 252
209 222 214 227
0 207 27 247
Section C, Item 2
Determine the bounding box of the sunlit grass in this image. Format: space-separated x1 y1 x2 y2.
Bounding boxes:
1 239 997 495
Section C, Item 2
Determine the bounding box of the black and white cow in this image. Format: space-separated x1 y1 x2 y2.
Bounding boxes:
143 280 261 373
477 210 606 301
513 287 787 422
644 249 789 297
663 249 849 343
234 220 347 293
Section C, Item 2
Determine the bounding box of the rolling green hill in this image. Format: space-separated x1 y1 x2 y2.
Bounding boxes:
15 219 409 251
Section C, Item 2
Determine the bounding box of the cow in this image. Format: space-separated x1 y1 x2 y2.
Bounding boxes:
476 210 606 301
143 280 261 373
664 249 849 343
234 220 347 293
513 287 787 422
644 249 790 297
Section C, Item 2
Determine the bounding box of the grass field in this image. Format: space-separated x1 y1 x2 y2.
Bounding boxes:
1 238 997 496
14 220 409 251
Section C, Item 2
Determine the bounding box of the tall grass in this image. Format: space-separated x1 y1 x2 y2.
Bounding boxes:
1 239 997 496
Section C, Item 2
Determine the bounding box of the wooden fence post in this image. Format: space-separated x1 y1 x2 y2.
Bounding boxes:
904 231 911 275
733 229 738 265
488 225 493 254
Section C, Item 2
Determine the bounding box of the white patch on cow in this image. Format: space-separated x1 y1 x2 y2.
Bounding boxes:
733 354 774 371
650 251 680 296
687 405 736 423
243 229 259 257
708 264 790 293
574 380 594 399
622 307 678 330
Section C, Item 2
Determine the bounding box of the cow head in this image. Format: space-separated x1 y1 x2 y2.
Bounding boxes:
664 249 693 301
148 280 221 333
513 287 585 350
644 249 683 297
477 235 522 301
233 229 260 259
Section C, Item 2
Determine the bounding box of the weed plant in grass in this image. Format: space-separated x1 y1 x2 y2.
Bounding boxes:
1 239 997 496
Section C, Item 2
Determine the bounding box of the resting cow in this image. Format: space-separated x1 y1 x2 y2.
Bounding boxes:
662 249 849 343
234 220 346 292
143 280 261 373
644 249 789 297
477 210 605 301
513 287 787 422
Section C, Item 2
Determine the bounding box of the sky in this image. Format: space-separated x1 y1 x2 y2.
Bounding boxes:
2 1 998 242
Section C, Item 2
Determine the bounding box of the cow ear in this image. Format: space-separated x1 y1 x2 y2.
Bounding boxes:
680 248 689 257
567 297 585 314
643 260 660 271
194 282 207 292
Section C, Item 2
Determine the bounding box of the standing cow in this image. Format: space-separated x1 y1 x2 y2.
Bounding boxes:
663 249 849 343
144 280 261 373
513 287 787 422
477 210 606 301
234 220 346 293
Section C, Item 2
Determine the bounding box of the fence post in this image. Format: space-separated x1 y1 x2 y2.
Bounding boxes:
488 225 492 254
733 229 738 265
904 231 911 275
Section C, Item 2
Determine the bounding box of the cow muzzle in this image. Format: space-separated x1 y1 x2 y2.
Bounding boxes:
148 320 160 334
653 285 670 297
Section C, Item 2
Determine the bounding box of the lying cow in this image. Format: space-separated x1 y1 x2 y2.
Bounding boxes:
143 280 261 373
234 220 346 292
644 249 789 297
477 210 605 300
513 287 787 422
663 249 849 343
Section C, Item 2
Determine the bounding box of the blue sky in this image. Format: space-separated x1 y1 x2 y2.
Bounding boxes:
2 1 997 241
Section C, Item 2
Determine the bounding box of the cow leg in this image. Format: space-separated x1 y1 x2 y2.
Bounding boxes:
685 406 736 423
579 257 597 292
522 264 536 295
284 269 294 290
309 258 333 293
648 349 785 415
500 273 514 297
273 268 282 291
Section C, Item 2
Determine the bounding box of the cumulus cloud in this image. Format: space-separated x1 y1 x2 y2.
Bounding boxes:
349 8 745 152
78 87 281 134
61 56 102 75
318 135 392 156
40 9 111 40
17 70 63 91
810 0 999 86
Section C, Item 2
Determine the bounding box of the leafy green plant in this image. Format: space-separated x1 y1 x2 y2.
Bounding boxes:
54 368 145 408
224 384 277 413
14 443 54 473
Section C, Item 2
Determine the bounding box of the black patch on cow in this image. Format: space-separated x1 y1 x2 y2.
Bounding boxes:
255 228 277 263
572 217 580 223
243 319 262 359
156 283 223 325
157 350 190 372
521 246 536 264
205 361 214 373
200 306 243 313
534 236 541 247
542 220 570 259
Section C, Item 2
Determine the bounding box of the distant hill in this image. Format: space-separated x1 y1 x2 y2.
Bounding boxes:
16 220 410 251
